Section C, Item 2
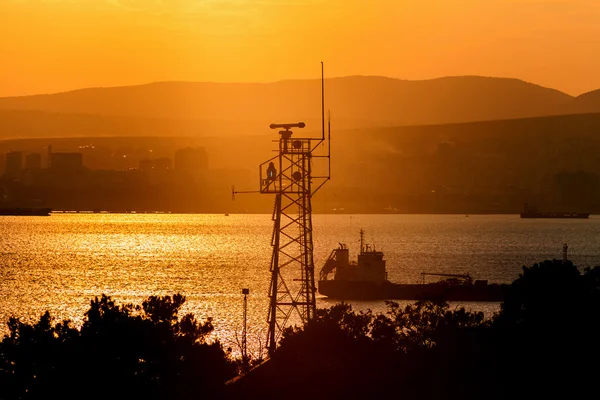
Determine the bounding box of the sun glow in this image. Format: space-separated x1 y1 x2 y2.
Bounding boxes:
1 0 600 96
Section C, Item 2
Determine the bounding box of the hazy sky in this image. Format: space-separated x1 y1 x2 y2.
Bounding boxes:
1 0 599 96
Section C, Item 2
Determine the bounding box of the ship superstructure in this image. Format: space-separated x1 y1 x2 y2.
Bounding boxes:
320 229 386 284
319 230 508 302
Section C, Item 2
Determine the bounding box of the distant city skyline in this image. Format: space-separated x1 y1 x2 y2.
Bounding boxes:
2 0 600 97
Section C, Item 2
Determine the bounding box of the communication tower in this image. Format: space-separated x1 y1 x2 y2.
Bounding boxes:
235 63 331 355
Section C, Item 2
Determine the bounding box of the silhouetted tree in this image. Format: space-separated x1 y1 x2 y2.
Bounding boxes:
232 301 490 400
230 259 600 400
0 294 236 400
490 260 600 398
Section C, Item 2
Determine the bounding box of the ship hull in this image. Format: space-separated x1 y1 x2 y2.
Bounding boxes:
0 208 52 216
318 280 509 302
520 212 589 219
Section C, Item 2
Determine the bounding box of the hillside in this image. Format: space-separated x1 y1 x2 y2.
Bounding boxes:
0 109 256 140
3 113 600 213
0 76 578 139
572 89 600 114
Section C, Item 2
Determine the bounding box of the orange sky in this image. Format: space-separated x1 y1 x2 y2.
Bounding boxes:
1 0 599 97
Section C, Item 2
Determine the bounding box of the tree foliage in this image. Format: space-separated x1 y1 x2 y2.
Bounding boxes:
233 259 600 400
0 294 236 400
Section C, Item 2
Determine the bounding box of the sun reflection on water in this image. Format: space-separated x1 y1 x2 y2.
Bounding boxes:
2 213 599 356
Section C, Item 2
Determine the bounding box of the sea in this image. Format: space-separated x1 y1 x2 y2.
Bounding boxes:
1 213 599 357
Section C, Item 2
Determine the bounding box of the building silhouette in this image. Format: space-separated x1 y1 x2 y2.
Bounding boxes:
5 151 23 177
24 153 42 171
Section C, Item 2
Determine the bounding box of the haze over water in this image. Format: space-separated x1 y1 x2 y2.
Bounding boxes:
1 213 598 355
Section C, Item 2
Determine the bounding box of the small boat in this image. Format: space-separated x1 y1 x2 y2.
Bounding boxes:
318 230 508 302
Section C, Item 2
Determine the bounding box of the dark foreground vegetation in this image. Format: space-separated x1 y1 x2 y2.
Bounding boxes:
229 259 600 399
2 260 600 399
0 294 237 400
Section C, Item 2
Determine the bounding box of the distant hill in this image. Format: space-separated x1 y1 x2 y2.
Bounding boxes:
572 89 600 114
0 109 257 140
0 76 582 138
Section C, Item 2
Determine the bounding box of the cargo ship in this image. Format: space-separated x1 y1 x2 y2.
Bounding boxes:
318 230 509 302
520 203 589 219
0 208 52 216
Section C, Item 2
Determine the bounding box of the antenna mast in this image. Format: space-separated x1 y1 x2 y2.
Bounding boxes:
321 61 325 141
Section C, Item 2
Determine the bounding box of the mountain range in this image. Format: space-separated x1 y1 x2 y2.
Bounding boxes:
2 76 600 139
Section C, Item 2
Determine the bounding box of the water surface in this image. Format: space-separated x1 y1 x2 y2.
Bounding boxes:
1 214 598 356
